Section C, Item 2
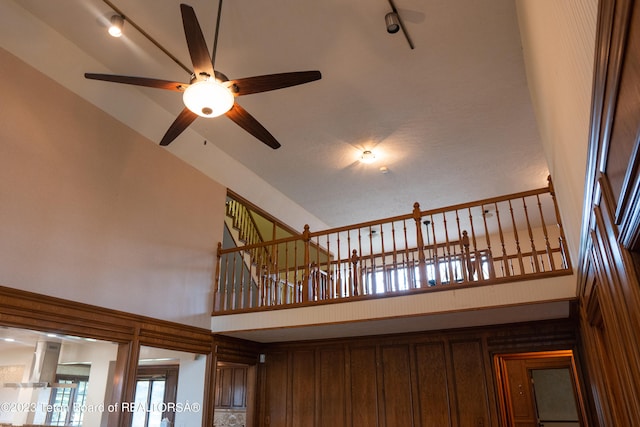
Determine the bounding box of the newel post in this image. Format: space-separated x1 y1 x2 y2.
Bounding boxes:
302 224 311 303
548 175 571 269
413 202 428 288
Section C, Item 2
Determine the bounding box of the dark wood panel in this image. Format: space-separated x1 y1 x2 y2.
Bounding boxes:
580 0 640 424
291 349 315 426
264 351 289 426
318 348 347 427
451 340 490 427
232 367 247 407
349 346 379 426
605 0 640 205
414 342 452 426
503 359 537 426
381 345 414 427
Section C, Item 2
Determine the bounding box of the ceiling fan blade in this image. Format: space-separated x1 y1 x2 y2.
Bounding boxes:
225 103 281 149
160 107 199 146
229 71 322 96
180 4 214 79
84 73 188 92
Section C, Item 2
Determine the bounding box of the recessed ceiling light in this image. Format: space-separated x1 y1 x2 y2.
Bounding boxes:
360 150 376 164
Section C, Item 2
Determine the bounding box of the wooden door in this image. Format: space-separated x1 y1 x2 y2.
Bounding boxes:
495 351 587 427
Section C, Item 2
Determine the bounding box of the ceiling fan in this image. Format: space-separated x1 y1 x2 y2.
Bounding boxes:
85 2 321 149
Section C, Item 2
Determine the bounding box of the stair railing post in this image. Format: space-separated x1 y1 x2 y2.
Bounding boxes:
547 175 571 270
413 203 428 288
303 224 311 303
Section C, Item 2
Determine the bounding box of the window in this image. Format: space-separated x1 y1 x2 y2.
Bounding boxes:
131 365 179 427
45 375 89 426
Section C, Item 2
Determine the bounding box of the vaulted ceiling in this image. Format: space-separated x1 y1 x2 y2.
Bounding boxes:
2 0 550 229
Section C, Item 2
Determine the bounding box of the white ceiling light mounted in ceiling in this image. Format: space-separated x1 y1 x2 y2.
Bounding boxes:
360 150 376 164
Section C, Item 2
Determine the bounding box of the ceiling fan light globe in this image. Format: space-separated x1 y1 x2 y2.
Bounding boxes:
183 80 234 118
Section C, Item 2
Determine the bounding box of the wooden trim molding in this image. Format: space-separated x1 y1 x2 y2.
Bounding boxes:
0 285 216 427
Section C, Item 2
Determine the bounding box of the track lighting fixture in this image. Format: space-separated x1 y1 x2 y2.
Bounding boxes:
385 12 400 33
385 0 414 49
108 14 124 37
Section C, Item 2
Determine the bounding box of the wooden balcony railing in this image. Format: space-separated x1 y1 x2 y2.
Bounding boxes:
213 177 572 314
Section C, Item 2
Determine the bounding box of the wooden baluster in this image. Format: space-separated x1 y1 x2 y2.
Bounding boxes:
536 194 555 271
293 239 300 303
462 230 474 280
455 209 469 283
357 227 365 295
347 230 354 296
442 212 454 284
336 231 343 298
314 235 321 300
302 225 311 302
508 200 526 274
391 221 399 291
284 241 290 305
467 207 480 280
326 234 332 299
368 226 375 294
351 249 359 296
402 219 412 288
430 217 441 286
238 248 246 310
214 243 222 312
522 196 540 273
481 206 496 279
380 224 388 293
493 202 510 277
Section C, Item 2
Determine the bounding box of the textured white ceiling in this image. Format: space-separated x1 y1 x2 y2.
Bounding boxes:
5 0 550 230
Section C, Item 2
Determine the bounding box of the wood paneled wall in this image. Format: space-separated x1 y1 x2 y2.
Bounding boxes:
578 0 640 425
256 320 580 427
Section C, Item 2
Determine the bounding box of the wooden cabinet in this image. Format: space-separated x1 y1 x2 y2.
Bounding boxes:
216 366 248 409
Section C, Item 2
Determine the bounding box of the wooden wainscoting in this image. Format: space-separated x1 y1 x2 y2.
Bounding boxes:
578 0 640 425
254 319 584 427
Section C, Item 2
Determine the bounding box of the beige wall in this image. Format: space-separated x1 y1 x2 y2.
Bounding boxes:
516 0 598 265
0 48 225 328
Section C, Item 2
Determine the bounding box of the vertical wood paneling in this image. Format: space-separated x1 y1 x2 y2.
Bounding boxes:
264 351 288 426
257 322 579 427
350 346 379 426
318 348 347 427
291 350 315 426
381 345 414 427
414 342 452 426
451 340 491 426
578 0 640 424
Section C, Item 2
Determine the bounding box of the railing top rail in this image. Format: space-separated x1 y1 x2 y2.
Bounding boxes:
419 186 551 218
218 184 552 256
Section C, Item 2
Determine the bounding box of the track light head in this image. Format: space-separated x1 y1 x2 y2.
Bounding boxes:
385 12 400 34
108 15 124 38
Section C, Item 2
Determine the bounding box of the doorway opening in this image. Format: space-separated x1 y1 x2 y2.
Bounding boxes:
494 350 588 427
